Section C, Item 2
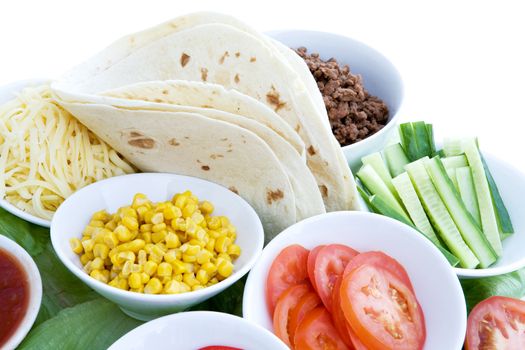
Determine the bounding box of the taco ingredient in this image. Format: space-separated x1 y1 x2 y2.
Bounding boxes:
0 249 29 347
0 85 134 220
465 296 525 350
294 307 349 350
295 47 389 146
272 283 311 347
199 347 243 350
71 192 241 294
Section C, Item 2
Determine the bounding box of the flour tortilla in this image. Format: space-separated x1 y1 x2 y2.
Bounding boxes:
53 22 357 211
103 80 305 158
59 102 296 240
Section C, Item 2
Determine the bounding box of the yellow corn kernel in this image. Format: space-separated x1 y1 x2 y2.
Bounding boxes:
164 280 189 294
185 218 197 235
117 278 129 290
151 230 167 244
144 278 162 294
157 262 172 277
82 225 98 237
165 232 181 249
92 210 111 223
196 249 213 265
142 232 152 244
90 269 108 283
70 238 83 254
118 239 146 253
130 286 145 293
128 272 142 289
102 269 110 280
81 239 95 253
201 262 217 276
207 216 221 230
110 270 118 280
184 244 201 256
131 263 142 273
89 220 105 228
132 193 149 209
152 222 167 233
199 201 214 215
136 205 149 221
172 260 187 274
218 253 232 262
104 232 119 249
188 239 206 249
182 202 197 218
174 274 183 282
183 272 198 287
208 277 219 286
105 220 118 231
91 257 104 270
215 236 231 253
81 235 91 242
122 216 139 231
182 254 196 263
80 252 93 265
217 260 234 278
121 260 133 278
219 216 230 227
191 212 205 226
83 261 93 274
208 230 221 239
227 244 241 258
171 217 186 231
140 224 153 233
150 244 165 258
140 272 150 284
93 243 110 259
154 202 168 213
108 277 119 288
144 243 155 254
156 242 168 253
192 285 205 291
161 276 172 285
164 249 177 264
194 229 207 242
163 205 182 220
121 207 137 219
115 225 132 242
151 212 164 225
196 269 209 285
117 251 135 265
138 250 147 265
206 238 216 253
173 193 188 209
144 261 158 276
184 263 195 273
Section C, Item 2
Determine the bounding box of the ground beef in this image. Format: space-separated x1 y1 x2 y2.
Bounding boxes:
295 47 389 146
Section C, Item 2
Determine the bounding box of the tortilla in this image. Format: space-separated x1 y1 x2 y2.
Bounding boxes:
53 22 357 211
59 101 296 240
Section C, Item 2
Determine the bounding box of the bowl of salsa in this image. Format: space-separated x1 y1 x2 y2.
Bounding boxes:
0 235 42 349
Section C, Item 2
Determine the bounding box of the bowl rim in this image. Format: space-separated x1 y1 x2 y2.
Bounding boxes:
50 172 264 303
108 310 288 349
0 235 42 350
266 29 404 151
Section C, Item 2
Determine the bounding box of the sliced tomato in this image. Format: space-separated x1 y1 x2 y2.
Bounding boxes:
266 244 310 314
307 245 325 292
342 251 414 292
289 291 322 348
347 325 368 350
273 283 311 347
340 264 426 350
294 307 350 350
314 244 359 311
199 347 242 350
331 275 354 348
466 296 525 350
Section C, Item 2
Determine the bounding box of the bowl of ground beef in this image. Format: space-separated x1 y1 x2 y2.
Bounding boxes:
268 30 404 171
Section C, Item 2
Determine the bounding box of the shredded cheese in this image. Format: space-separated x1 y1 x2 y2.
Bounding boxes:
0 85 135 220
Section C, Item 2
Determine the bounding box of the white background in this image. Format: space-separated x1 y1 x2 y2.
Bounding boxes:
1 0 524 170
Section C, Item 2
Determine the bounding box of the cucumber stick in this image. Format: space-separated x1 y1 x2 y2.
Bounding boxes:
424 157 497 268
357 164 410 222
456 167 482 226
392 172 441 246
463 139 503 256
362 152 396 194
443 138 464 156
383 143 410 177
413 121 432 158
446 168 459 191
442 155 468 170
405 158 479 268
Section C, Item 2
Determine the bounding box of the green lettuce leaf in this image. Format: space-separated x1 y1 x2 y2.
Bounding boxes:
18 299 142 350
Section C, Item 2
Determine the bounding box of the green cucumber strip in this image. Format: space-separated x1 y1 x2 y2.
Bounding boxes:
426 124 437 156
480 153 514 234
442 155 468 170
446 168 459 191
463 139 503 256
392 172 441 246
443 138 464 156
399 123 419 161
362 152 396 194
413 121 432 159
424 157 497 268
383 143 410 177
357 164 409 221
500 232 512 241
456 167 482 226
405 158 479 268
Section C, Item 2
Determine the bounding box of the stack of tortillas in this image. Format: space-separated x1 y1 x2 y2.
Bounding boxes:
52 12 359 242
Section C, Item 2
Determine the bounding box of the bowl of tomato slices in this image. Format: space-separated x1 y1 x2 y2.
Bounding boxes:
243 211 467 350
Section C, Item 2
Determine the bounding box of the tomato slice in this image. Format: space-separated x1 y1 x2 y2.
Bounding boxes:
314 244 359 311
294 307 350 350
199 347 242 350
307 245 325 292
347 325 368 350
331 275 354 348
342 251 414 292
266 244 310 314
289 291 322 348
466 296 525 350
340 264 426 350
273 283 311 347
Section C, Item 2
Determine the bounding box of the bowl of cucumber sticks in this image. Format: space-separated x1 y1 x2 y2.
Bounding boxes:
356 121 525 278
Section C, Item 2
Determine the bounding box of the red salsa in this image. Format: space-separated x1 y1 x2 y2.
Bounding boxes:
0 249 29 347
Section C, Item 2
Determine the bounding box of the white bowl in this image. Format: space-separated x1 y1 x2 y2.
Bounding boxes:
108 311 288 350
0 79 52 227
0 235 42 349
50 173 264 321
243 211 466 350
269 30 404 172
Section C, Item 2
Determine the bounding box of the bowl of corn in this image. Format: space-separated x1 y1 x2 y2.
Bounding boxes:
50 173 264 321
